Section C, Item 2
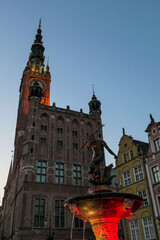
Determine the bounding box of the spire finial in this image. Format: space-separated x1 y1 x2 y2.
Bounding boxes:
39 18 41 29
122 128 125 135
92 84 95 95
150 114 155 123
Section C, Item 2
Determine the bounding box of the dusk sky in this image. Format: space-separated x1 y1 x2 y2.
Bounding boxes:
0 0 160 201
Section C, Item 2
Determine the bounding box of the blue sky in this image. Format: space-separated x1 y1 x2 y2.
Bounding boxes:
0 0 160 200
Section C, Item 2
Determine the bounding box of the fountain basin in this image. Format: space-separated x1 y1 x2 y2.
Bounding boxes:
64 191 143 240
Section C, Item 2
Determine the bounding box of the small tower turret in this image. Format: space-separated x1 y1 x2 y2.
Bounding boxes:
88 88 101 115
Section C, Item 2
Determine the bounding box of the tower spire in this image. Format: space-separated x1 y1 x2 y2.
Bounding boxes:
29 19 45 72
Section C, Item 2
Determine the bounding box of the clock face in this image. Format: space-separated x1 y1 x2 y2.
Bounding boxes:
28 78 46 92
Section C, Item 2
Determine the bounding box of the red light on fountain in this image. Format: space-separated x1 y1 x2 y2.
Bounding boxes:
64 189 143 240
64 126 144 240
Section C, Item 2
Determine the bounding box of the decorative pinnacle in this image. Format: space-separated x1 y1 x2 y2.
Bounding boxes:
122 128 125 135
150 114 155 123
47 57 49 66
45 57 50 73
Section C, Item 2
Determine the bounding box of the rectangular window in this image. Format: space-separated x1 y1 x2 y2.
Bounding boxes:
130 219 141 240
134 165 144 182
142 217 155 239
57 128 63 134
57 140 63 147
34 198 45 228
129 149 134 160
55 200 65 228
137 189 149 206
122 154 127 163
123 170 132 186
157 196 160 211
72 130 78 137
40 137 46 144
74 217 83 229
41 125 47 131
154 138 160 152
73 143 78 149
152 165 160 183
55 163 64 184
36 161 47 183
73 165 82 186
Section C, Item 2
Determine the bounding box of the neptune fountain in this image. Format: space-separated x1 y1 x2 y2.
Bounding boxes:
64 126 143 240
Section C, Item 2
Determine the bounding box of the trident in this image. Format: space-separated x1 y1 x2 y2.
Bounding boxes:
79 124 104 151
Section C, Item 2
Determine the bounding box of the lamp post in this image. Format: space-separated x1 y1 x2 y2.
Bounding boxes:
44 211 54 240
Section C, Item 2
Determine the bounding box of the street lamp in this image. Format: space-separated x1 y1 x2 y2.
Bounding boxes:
44 211 54 240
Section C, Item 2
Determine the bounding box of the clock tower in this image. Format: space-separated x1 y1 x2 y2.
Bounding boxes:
14 20 51 171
